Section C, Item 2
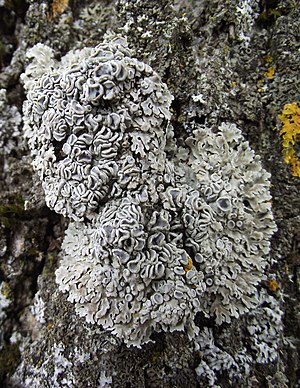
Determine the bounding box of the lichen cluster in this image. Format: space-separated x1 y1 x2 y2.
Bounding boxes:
278 102 300 177
194 288 284 386
22 37 171 221
0 89 22 155
22 35 277 347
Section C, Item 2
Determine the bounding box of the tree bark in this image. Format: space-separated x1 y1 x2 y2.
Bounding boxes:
0 0 299 387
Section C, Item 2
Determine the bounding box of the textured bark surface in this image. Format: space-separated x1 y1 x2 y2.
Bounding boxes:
0 0 299 387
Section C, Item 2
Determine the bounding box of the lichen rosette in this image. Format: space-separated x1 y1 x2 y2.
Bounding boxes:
23 35 277 347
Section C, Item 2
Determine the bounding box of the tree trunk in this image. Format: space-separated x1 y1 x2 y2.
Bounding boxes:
0 0 299 387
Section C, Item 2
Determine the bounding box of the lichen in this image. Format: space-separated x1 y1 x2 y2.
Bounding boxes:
194 289 284 386
49 0 69 20
278 102 300 177
30 291 46 324
22 34 277 348
21 342 76 387
235 0 259 47
246 288 283 364
0 88 22 155
194 326 252 386
0 281 11 321
264 66 276 80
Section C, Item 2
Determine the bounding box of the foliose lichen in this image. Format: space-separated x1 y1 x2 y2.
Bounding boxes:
30 290 46 324
194 288 284 386
246 288 283 364
0 88 22 154
194 326 252 386
22 34 277 347
22 37 172 222
235 0 259 47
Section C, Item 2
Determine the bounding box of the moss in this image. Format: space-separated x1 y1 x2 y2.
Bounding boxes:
0 343 20 378
0 195 24 228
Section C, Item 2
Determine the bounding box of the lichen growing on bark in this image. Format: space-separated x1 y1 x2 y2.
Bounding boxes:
0 0 299 387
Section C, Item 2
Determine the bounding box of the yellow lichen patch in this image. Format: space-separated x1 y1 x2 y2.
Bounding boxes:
278 102 300 177
184 257 193 272
1 281 11 299
257 78 264 93
267 279 280 293
50 0 69 20
264 66 276 80
282 148 300 177
263 53 273 64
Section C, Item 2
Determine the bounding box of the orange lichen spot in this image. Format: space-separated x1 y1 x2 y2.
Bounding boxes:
264 66 276 80
184 257 193 272
50 0 69 20
267 279 280 293
278 102 300 177
47 322 54 329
